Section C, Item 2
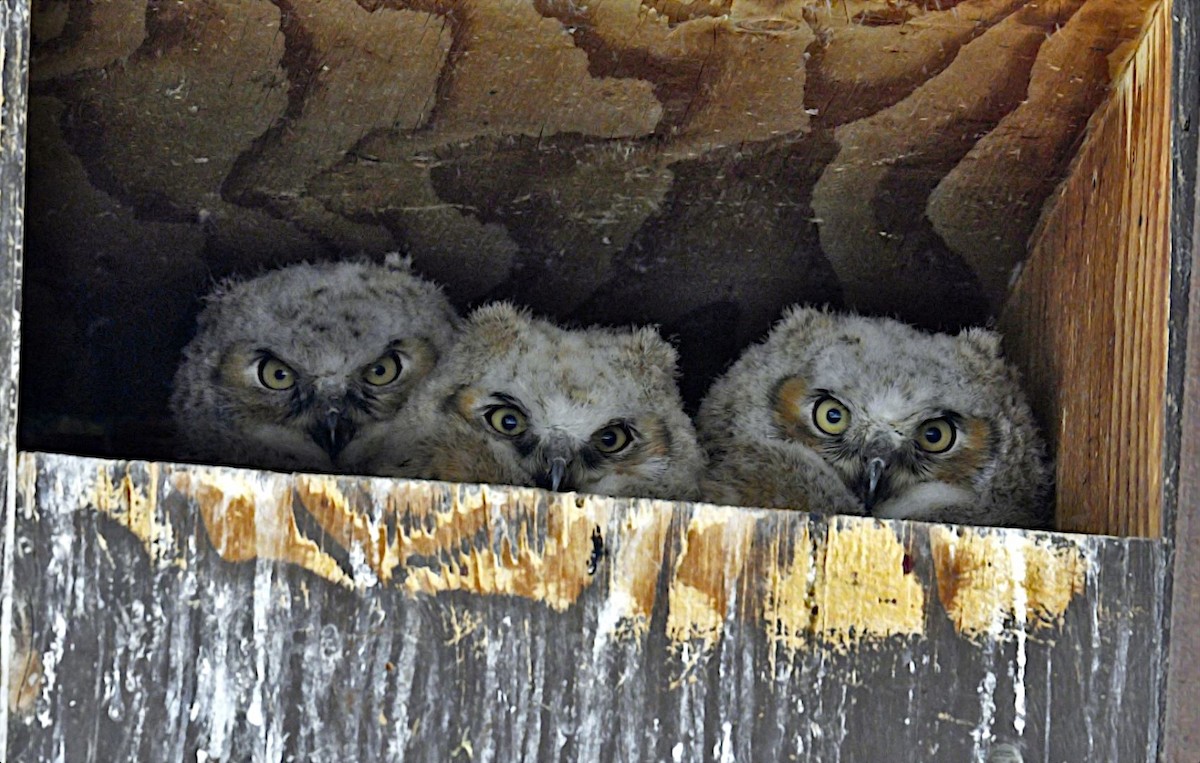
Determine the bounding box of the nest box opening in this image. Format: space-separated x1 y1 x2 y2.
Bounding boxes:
16 0 1180 537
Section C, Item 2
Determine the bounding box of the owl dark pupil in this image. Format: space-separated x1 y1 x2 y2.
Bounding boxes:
273 369 288 381
373 364 385 376
825 409 842 424
502 414 518 430
601 431 617 447
926 427 942 443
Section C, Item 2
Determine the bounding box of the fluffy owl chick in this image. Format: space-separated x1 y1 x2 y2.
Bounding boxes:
170 256 459 473
697 307 1052 527
387 303 704 501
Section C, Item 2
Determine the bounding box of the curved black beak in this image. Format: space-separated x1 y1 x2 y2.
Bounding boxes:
534 457 574 492
534 439 577 492
310 409 356 461
864 457 887 513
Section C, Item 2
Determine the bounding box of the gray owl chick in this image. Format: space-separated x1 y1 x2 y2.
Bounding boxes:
380 302 704 501
170 256 459 473
697 306 1052 527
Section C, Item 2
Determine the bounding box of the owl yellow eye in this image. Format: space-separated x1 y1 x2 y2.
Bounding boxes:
916 418 957 453
592 424 632 454
363 351 402 386
485 406 528 437
257 357 296 391
813 396 850 435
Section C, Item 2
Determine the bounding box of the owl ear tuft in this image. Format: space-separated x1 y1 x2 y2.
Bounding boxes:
624 326 680 378
465 301 528 350
956 327 1003 361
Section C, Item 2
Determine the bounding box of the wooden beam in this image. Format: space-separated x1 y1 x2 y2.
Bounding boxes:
1001 0 1175 537
0 0 30 753
1162 0 1200 754
5 453 1168 760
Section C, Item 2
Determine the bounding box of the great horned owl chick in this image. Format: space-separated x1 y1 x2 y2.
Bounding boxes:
697 306 1051 527
170 256 459 473
382 303 704 501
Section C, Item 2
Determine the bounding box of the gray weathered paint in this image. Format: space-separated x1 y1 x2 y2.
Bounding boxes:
1162 0 1200 750
4 453 1170 762
0 0 28 755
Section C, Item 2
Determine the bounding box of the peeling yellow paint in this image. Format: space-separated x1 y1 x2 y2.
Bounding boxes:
762 526 815 653
172 469 352 587
814 520 925 650
6 612 43 717
34 455 1096 654
930 526 1086 639
295 475 398 583
391 485 602 612
89 463 183 568
596 500 673 641
666 506 757 648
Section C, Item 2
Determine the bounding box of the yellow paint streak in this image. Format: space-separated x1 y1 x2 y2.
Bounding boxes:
88 463 181 568
393 486 602 613
931 526 1086 639
295 475 399 584
762 525 814 652
172 470 351 587
181 471 606 609
666 506 757 648
6 617 43 717
599 500 674 640
814 521 924 650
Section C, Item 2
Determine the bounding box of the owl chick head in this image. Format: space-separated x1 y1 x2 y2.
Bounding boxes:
402 303 703 500
699 306 1051 526
170 255 459 473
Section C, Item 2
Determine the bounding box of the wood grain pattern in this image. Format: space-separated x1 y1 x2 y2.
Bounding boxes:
1000 0 1173 537
5 452 1170 760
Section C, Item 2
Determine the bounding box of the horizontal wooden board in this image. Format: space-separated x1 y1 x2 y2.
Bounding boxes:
5 452 1169 761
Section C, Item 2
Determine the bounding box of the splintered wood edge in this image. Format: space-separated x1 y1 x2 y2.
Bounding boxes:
22 452 1098 651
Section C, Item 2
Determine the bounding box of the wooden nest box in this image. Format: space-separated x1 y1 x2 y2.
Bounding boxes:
1 0 1198 759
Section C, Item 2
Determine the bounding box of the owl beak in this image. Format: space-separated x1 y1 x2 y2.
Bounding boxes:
534 441 576 492
548 457 569 492
311 408 356 461
864 457 887 512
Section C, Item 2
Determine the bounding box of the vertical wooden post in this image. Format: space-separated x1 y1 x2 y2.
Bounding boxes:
0 0 29 753
1000 0 1176 537
1163 0 1200 752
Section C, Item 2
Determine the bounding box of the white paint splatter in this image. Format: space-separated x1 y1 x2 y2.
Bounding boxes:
971 663 998 761
716 721 735 763
1010 538 1028 737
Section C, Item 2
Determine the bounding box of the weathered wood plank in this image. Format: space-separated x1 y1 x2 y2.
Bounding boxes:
0 0 29 755
1000 0 1174 537
1162 0 1200 752
6 453 1167 761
